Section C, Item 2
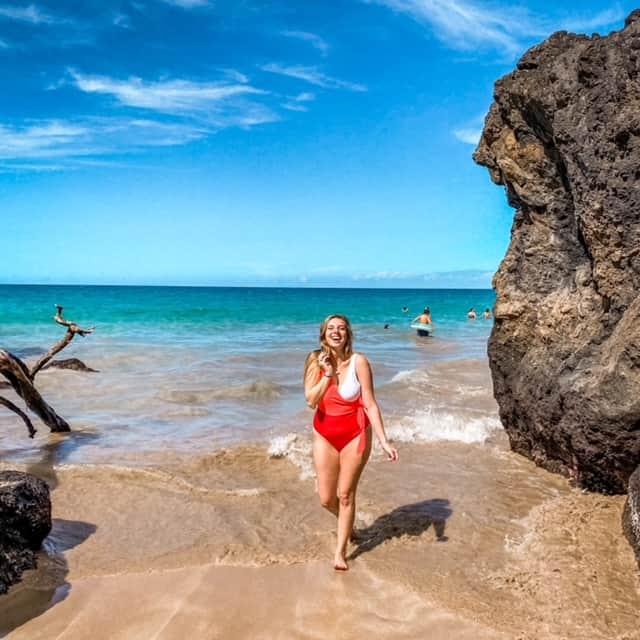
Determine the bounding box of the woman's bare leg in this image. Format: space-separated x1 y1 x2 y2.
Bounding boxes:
335 429 371 570
312 431 340 517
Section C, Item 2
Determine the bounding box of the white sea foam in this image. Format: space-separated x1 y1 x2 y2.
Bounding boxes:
387 408 502 444
268 433 314 480
390 369 430 384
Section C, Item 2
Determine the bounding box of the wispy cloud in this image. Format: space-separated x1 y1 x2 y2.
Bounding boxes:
261 63 366 92
0 3 62 25
453 127 481 145
68 70 266 115
365 0 626 58
558 8 626 34
0 121 93 159
0 118 211 164
282 91 316 112
0 38 8 48
160 0 209 8
112 12 132 29
282 30 329 56
366 0 524 56
222 69 249 84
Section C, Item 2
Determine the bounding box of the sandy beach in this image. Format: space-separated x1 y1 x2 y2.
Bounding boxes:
2 436 638 639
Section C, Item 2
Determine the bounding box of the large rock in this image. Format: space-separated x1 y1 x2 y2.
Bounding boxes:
474 11 640 493
623 465 640 568
0 471 51 594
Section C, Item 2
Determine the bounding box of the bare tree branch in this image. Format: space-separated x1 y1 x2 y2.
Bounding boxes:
30 305 95 379
0 350 70 432
0 396 36 437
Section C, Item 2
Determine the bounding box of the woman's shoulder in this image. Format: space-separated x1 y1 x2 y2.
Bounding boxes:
352 352 370 366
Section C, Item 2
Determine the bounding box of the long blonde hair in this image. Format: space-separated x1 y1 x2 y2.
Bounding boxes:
303 314 354 382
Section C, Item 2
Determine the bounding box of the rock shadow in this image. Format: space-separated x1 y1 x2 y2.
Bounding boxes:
0 432 99 637
349 498 452 560
0 518 96 637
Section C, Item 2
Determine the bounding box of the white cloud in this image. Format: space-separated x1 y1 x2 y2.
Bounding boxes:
282 102 308 112
222 69 249 84
366 0 524 56
365 0 626 57
68 70 266 115
282 91 316 112
112 12 132 29
282 30 329 56
0 3 60 24
352 271 414 281
160 0 209 7
261 63 366 92
0 122 90 159
453 127 481 145
0 117 210 164
558 8 626 34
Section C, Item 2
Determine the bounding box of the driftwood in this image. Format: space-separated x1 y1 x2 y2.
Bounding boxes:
30 305 94 379
0 306 95 437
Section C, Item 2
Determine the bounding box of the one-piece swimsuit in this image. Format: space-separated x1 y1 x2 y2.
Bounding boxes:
313 354 370 453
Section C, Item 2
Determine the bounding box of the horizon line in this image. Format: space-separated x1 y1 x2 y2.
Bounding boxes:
0 282 494 291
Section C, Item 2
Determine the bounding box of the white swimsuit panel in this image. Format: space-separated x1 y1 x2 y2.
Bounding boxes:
338 354 361 401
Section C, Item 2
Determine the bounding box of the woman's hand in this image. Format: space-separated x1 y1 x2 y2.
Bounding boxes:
318 351 334 377
380 440 399 462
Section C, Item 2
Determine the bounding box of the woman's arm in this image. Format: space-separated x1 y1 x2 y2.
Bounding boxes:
356 354 398 461
304 351 333 409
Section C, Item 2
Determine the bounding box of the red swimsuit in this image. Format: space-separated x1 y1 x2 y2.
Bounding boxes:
313 374 370 453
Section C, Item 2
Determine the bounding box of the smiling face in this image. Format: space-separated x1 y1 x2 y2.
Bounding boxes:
319 314 353 357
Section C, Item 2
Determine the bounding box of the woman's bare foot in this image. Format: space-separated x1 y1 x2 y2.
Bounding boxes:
334 553 348 571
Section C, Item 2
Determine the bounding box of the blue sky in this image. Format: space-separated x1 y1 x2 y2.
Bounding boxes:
0 0 632 287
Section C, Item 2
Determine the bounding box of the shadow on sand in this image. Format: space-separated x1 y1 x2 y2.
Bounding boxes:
349 498 452 560
0 432 99 637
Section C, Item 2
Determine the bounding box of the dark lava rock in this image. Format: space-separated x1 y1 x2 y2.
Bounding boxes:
474 12 640 494
623 465 640 569
42 358 98 373
0 471 51 594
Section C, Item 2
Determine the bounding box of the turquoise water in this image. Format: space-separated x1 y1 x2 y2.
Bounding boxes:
2 284 494 344
0 285 498 463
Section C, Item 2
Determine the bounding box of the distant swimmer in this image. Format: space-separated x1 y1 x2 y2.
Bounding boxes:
384 323 390 329
482 308 492 319
304 314 398 572
468 308 477 320
402 306 409 313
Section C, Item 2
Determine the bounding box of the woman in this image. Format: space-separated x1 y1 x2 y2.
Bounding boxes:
304 314 398 571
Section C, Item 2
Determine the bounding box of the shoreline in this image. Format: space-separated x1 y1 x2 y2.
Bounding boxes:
1 438 638 639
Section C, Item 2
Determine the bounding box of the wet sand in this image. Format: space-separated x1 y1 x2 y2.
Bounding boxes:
2 437 639 639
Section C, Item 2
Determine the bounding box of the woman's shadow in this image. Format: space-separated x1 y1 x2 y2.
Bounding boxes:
349 498 452 560
0 431 99 637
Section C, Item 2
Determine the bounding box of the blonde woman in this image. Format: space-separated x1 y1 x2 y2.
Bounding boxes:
304 314 398 571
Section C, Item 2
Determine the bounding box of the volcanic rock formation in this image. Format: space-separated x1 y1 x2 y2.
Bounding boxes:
0 471 51 594
474 11 640 494
623 466 640 568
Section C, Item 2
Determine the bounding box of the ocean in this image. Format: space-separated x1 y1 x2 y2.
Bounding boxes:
1 285 638 640
1 285 498 462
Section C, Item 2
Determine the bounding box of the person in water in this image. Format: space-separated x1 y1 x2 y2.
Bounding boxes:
467 308 477 320
304 314 398 571
482 308 492 319
413 307 432 325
